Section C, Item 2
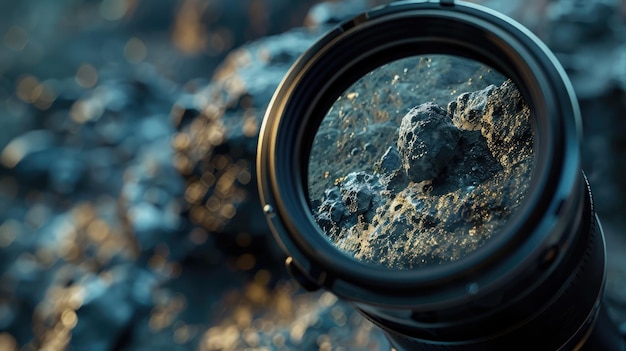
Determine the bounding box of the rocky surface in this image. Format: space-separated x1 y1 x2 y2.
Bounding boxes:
0 1 392 351
312 81 533 269
308 55 505 202
0 0 625 350
398 102 462 183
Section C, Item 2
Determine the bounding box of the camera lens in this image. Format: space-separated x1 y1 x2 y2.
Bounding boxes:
257 1 611 349
308 55 535 269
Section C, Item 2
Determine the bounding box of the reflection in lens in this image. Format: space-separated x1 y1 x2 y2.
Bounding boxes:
307 55 534 269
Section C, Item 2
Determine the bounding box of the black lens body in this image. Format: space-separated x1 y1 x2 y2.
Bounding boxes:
256 0 625 349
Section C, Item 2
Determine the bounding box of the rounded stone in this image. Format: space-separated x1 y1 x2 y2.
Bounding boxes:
397 102 461 183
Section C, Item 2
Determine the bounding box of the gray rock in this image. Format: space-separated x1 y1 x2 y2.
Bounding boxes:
315 172 385 239
547 0 619 50
71 266 159 351
481 80 533 168
341 172 375 215
2 0 625 349
448 84 496 131
378 146 402 175
176 28 324 240
397 102 461 183
376 146 408 192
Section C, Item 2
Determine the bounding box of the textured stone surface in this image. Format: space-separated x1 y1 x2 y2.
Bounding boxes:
316 172 385 239
312 80 533 269
397 102 461 183
308 55 506 203
376 146 408 192
448 84 496 131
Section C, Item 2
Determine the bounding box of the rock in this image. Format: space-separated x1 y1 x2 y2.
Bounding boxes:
376 146 408 192
341 173 375 215
2 0 626 349
378 147 403 175
175 28 325 243
309 121 398 203
397 102 461 183
314 172 385 240
547 0 619 51
71 266 158 351
448 84 496 131
480 80 533 168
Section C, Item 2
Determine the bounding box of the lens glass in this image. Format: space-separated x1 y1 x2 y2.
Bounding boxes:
307 55 535 269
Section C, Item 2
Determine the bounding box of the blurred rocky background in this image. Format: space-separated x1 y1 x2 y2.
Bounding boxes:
0 0 625 350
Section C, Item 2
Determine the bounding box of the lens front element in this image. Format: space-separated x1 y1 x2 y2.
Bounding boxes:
308 55 535 269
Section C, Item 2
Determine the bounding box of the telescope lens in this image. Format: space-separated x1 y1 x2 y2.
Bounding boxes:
307 55 535 269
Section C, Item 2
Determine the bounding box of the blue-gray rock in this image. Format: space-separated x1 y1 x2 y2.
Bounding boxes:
480 80 533 168
377 146 408 192
448 84 496 131
397 102 461 183
315 172 385 237
378 146 402 175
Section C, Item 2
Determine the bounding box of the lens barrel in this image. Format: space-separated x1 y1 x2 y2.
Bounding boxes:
256 0 619 349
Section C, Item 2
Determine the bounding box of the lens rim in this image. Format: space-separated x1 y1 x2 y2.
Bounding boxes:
257 0 582 306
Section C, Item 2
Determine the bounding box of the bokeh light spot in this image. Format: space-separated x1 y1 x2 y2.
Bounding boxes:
3 26 28 51
254 270 271 285
124 37 147 64
100 0 129 21
0 220 19 248
75 64 99 89
220 203 236 219
172 0 208 54
189 228 208 245
243 115 258 137
61 309 78 329
0 333 17 351
33 81 58 110
16 75 41 103
236 253 256 271
70 99 104 123
174 324 191 344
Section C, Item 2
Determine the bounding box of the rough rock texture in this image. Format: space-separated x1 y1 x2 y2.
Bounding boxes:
489 0 626 99
174 28 324 241
397 102 461 183
312 80 533 269
376 146 408 192
479 81 534 168
449 84 496 131
316 172 384 240
308 55 506 202
0 69 189 351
